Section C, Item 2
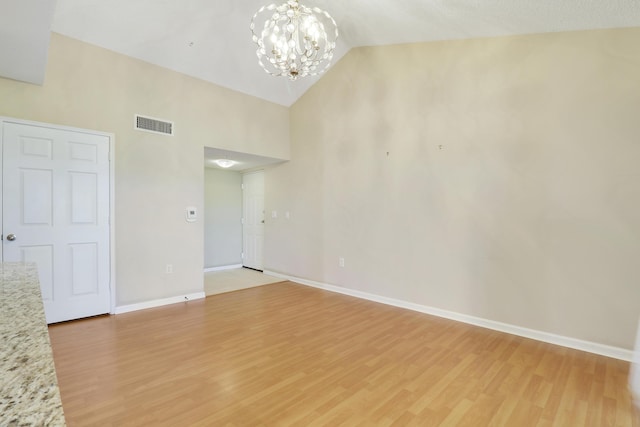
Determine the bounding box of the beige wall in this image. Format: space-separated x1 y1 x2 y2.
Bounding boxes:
2 28 638 351
267 27 640 349
0 33 289 305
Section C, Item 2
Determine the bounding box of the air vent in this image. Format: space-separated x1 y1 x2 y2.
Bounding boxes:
135 115 174 136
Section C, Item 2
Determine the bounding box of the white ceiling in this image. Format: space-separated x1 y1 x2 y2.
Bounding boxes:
0 0 56 85
47 0 640 107
2 1 640 105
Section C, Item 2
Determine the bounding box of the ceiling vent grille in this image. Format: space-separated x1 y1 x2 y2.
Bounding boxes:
135 114 174 136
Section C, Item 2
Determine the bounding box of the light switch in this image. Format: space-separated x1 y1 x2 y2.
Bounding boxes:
186 206 197 222
271 210 278 218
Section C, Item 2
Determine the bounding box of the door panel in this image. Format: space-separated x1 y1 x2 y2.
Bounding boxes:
70 242 98 295
2 121 111 323
70 172 98 224
21 135 53 158
242 171 264 270
22 168 53 224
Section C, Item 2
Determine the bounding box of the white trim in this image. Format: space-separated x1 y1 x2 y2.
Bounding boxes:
263 270 633 362
114 292 206 315
0 120 3 263
109 133 116 315
1 117 110 137
630 317 640 408
204 264 243 273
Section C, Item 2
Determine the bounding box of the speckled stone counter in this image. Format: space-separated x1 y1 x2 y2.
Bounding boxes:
0 262 66 426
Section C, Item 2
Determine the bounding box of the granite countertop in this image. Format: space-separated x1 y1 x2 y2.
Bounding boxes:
0 262 66 426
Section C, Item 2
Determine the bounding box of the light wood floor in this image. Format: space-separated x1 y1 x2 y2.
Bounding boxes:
48 282 639 426
204 267 282 296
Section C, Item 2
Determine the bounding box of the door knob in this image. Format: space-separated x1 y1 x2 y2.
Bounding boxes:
5 233 16 241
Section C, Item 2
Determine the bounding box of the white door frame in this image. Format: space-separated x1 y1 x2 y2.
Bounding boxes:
0 117 116 315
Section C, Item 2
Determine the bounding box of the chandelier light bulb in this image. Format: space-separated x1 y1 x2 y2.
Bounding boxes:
250 0 338 81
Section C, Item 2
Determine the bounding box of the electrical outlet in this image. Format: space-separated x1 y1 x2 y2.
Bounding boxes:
339 257 345 267
166 264 173 274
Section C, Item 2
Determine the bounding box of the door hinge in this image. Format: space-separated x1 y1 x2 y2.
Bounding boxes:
241 252 244 259
241 184 245 190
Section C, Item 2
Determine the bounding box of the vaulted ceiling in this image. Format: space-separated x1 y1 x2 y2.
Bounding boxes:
2 0 640 106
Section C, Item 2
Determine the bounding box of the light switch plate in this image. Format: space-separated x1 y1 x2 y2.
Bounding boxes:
186 206 197 222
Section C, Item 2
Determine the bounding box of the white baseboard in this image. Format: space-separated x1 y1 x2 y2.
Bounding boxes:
204 264 243 273
114 292 206 315
263 270 633 362
206 282 273 296
630 317 640 407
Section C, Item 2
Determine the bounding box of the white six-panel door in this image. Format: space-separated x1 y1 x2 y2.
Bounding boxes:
242 171 264 271
2 121 111 323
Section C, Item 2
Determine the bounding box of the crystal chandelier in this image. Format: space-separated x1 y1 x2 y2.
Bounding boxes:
250 0 338 81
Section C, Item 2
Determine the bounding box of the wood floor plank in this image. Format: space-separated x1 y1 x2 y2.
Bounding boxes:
48 281 640 426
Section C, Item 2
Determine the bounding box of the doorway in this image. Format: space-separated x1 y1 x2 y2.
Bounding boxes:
1 118 113 324
203 148 286 293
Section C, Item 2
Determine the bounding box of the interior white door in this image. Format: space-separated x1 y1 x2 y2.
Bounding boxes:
242 171 264 270
2 121 111 324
